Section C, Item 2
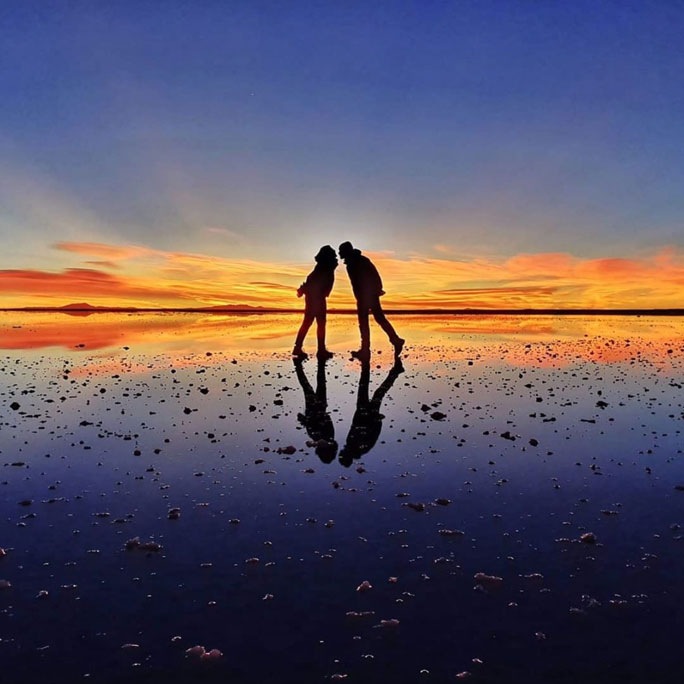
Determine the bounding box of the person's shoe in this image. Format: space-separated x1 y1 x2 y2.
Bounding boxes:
316 349 334 361
292 347 308 360
350 348 370 362
392 338 405 356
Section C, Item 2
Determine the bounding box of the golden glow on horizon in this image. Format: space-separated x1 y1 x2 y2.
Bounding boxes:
2 312 682 371
0 240 683 310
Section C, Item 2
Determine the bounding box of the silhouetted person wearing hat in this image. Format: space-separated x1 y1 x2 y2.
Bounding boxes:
292 245 338 361
339 357 404 467
294 357 338 463
338 241 404 361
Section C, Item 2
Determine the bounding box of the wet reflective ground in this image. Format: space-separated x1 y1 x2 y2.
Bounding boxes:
1 313 683 683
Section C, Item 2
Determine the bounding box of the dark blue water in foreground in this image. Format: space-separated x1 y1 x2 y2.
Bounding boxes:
1 314 683 683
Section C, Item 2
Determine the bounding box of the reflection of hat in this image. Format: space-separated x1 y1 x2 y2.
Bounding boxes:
315 245 338 266
315 438 338 463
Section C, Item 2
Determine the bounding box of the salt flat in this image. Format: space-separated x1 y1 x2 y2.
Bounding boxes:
1 313 683 683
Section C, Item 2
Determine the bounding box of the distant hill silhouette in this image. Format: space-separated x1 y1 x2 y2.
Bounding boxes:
60 302 104 310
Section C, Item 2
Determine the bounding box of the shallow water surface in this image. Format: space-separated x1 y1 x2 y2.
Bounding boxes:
1 313 683 683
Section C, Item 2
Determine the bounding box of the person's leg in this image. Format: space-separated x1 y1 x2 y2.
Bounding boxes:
315 309 327 351
370 299 405 354
293 310 315 355
315 309 333 359
370 299 398 342
357 302 371 350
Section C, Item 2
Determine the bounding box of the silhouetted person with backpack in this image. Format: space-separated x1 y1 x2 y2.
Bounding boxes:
338 241 404 361
292 245 338 361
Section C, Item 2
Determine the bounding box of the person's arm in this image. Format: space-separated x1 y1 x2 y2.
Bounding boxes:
322 270 334 298
368 261 385 296
297 269 314 297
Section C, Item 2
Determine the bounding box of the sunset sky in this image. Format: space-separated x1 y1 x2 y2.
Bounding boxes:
1 1 683 309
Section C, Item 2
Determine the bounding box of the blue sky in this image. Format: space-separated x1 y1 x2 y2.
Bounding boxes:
1 1 683 308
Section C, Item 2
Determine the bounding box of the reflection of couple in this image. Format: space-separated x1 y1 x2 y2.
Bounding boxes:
294 356 404 466
292 242 405 362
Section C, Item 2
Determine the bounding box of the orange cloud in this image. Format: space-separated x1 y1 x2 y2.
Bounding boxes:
84 260 120 269
0 268 187 303
1 268 121 292
248 281 297 292
373 247 684 309
578 257 643 277
2 241 683 310
504 252 576 275
54 242 154 260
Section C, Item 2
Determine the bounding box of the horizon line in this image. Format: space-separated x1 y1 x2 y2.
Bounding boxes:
2 306 684 317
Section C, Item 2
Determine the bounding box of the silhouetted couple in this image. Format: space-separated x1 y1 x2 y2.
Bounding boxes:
294 354 404 466
292 242 405 361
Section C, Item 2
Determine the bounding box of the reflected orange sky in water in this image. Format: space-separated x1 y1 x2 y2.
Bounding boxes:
1 312 682 371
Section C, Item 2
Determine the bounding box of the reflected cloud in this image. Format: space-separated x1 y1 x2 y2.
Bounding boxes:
1 312 683 371
0 312 296 353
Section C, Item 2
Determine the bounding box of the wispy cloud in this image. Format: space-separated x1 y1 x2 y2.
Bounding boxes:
84 260 121 269
0 268 187 303
203 227 244 241
248 281 297 291
372 247 684 309
54 242 153 260
2 241 683 309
